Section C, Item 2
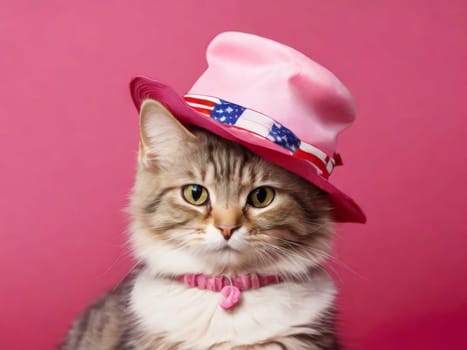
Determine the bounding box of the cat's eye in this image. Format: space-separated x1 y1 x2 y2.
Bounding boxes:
182 184 209 206
247 186 275 208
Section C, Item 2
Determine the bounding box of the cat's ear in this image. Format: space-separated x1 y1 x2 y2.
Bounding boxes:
139 99 195 168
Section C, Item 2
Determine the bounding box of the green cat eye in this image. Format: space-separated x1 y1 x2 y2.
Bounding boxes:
182 184 209 206
247 186 275 208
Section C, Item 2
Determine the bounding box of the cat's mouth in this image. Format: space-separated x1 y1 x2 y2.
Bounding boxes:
207 245 242 253
220 246 241 252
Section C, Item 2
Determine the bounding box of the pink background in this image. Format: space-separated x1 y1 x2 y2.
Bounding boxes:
1 1 466 349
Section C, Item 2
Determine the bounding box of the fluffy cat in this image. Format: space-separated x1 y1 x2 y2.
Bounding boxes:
60 99 340 350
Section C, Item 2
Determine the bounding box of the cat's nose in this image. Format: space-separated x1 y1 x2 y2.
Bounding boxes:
216 224 240 241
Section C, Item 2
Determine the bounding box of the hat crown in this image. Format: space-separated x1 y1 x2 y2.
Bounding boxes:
188 32 356 156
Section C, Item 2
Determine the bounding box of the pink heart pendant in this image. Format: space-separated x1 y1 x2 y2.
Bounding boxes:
219 285 241 310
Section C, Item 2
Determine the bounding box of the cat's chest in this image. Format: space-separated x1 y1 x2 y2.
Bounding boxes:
130 270 336 349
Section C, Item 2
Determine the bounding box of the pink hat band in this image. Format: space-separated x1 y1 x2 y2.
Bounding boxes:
184 94 342 179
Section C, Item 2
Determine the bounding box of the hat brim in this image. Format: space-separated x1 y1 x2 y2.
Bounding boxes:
130 76 366 223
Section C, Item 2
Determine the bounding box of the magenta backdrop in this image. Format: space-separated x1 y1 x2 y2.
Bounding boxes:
1 1 466 349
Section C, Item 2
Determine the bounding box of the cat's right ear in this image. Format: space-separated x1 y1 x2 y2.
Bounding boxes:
139 99 195 168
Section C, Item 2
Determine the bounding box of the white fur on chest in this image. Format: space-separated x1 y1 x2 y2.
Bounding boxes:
130 269 336 349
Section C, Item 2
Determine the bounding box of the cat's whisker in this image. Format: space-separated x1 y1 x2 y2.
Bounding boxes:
257 242 323 271
266 240 326 261
255 247 316 284
272 237 362 282
100 237 140 278
275 238 333 262
273 236 337 263
110 258 144 292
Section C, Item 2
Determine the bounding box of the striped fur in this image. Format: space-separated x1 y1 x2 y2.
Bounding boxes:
60 100 342 349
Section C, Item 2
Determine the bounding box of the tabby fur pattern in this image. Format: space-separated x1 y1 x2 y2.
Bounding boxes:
60 100 341 350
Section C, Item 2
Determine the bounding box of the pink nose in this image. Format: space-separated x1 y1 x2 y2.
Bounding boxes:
216 224 240 240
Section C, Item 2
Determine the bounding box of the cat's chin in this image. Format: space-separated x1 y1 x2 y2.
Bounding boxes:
203 247 248 268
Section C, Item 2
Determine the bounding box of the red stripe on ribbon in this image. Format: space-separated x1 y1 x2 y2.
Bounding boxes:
191 106 212 116
294 148 330 178
184 96 216 108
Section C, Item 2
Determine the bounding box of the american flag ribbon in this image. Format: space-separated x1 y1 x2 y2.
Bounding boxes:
184 94 342 178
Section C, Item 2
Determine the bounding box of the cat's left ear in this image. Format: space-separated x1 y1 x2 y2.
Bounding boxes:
139 99 195 168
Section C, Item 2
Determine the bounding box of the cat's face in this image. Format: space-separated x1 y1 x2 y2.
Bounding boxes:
129 100 333 277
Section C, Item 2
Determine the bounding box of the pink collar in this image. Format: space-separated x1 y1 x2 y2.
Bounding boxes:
176 273 281 310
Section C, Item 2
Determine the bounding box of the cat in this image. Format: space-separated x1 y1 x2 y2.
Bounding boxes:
60 99 341 350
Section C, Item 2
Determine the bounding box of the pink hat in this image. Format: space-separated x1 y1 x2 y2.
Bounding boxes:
130 32 366 223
